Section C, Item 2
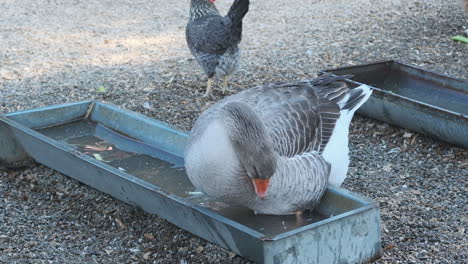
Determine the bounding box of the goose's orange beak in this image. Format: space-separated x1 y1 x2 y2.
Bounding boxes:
252 179 270 199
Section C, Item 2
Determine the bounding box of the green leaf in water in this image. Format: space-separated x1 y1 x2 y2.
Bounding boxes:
93 153 104 161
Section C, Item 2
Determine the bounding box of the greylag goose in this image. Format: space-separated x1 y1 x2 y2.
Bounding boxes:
184 74 372 215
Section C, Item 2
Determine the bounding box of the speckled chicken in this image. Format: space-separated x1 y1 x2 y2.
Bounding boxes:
186 0 250 97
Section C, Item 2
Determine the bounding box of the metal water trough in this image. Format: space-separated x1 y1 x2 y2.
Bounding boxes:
322 60 468 148
0 101 382 263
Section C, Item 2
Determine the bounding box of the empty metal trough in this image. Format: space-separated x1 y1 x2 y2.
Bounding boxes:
322 60 468 147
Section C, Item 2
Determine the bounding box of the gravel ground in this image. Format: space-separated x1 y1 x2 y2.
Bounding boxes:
1 0 467 263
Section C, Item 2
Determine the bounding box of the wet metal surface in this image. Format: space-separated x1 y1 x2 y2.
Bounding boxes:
322 60 468 147
38 119 330 236
0 101 382 263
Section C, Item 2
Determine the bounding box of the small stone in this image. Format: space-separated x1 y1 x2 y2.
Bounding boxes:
388 148 401 154
383 164 392 172
143 101 153 110
177 247 188 254
129 248 140 253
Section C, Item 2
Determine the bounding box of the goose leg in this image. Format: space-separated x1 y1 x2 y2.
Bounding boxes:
204 77 214 97
295 210 305 226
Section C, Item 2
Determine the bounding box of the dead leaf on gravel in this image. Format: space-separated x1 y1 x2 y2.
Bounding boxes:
115 218 127 229
21 193 29 201
143 251 152 260
25 173 37 182
460 159 468 167
195 246 204 254
403 132 413 138
384 243 395 251
6 171 19 180
49 233 57 241
0 69 17 80
461 214 468 223
144 233 155 240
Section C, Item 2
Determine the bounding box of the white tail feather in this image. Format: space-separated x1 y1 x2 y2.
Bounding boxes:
323 84 372 186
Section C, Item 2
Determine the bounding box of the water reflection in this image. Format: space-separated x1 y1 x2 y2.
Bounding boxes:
38 119 329 236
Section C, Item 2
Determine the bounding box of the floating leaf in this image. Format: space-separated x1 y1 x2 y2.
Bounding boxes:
85 145 108 151
93 153 104 161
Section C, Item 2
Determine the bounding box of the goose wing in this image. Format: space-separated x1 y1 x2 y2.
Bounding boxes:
232 74 351 157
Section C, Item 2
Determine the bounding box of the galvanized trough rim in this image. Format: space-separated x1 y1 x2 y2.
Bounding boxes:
1 110 263 238
321 60 468 120
261 188 379 241
2 100 379 242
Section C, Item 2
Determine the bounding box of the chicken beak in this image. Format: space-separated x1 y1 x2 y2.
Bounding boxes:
252 179 270 199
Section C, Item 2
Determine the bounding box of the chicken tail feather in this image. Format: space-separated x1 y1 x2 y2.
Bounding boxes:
227 0 250 40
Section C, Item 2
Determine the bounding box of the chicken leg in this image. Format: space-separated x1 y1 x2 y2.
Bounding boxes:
222 75 229 94
204 77 214 97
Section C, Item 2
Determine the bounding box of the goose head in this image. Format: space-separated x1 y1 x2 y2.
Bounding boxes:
222 102 278 199
234 141 277 199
